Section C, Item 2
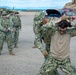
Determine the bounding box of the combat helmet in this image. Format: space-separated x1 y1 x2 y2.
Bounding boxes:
34 11 46 24
2 11 7 16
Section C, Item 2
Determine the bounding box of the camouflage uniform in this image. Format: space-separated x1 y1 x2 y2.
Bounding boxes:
12 12 21 47
34 11 60 75
8 11 15 46
71 19 76 26
37 54 76 75
0 10 2 24
0 16 1 25
43 17 59 53
37 19 76 75
33 11 45 48
0 12 14 54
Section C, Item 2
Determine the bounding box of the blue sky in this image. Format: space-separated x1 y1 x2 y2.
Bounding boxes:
0 0 71 9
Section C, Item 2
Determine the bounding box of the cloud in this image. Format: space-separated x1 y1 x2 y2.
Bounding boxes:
0 0 71 9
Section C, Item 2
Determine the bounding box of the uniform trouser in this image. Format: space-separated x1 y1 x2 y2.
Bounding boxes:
34 39 37 47
14 27 19 46
37 54 76 75
11 31 15 46
44 57 60 75
33 34 36 46
0 33 13 51
45 43 60 75
34 33 43 47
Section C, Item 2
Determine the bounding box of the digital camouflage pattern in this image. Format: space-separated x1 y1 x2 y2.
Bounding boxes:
33 11 45 26
12 15 21 27
9 14 16 46
33 11 57 51
0 17 14 51
37 18 76 75
12 14 21 47
0 11 2 24
33 12 60 75
33 11 45 49
37 54 76 75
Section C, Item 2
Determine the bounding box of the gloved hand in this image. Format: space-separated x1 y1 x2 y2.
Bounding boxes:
41 50 48 57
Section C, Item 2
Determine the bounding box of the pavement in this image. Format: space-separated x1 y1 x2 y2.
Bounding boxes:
0 12 76 75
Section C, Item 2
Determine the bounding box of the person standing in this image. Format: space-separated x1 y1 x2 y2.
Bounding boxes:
32 11 45 48
12 12 21 48
0 11 15 55
33 11 60 75
8 10 15 47
37 16 76 75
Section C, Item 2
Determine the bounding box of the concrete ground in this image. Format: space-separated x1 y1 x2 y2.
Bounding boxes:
0 12 76 75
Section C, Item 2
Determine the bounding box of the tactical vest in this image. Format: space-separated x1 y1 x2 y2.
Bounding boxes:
12 16 21 27
1 18 10 29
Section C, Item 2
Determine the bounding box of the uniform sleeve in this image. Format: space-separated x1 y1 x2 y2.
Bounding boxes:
35 20 56 52
0 24 6 32
12 17 15 24
9 17 14 27
9 20 14 29
33 21 36 33
0 19 6 32
67 19 76 37
19 17 21 27
41 20 56 36
35 32 44 52
42 20 55 28
17 16 21 29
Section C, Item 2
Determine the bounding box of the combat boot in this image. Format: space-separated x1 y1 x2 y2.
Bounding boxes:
9 51 15 55
32 45 37 48
14 44 18 48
